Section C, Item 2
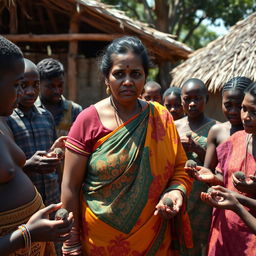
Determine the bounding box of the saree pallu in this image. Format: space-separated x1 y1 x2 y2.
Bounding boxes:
0 189 56 256
181 120 216 256
208 131 256 256
80 102 192 256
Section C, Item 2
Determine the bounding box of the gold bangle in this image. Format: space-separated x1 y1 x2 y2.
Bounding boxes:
18 224 31 255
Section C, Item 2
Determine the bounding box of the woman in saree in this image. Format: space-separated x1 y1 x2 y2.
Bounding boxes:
186 82 256 255
61 36 192 255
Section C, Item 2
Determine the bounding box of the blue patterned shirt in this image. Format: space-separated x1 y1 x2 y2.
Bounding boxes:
7 106 60 206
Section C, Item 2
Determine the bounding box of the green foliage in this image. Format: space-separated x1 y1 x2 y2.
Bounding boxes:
102 0 255 48
182 24 219 50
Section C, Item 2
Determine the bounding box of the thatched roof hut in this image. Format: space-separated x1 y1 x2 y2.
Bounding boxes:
170 12 256 121
1 0 192 106
171 12 256 92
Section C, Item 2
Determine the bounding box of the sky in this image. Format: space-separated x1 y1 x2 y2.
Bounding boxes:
203 18 228 36
146 0 229 36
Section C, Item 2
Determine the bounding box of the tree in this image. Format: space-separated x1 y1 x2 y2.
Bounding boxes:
102 0 256 87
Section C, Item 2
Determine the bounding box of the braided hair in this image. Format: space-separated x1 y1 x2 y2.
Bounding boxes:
222 76 252 95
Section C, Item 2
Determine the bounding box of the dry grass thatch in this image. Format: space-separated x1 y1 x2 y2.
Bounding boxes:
171 12 256 92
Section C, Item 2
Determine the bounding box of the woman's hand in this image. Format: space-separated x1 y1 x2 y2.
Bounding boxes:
154 190 183 219
201 185 240 211
27 203 73 243
232 174 256 195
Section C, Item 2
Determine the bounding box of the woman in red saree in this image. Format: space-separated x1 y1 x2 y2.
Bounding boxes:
186 82 256 256
61 36 192 255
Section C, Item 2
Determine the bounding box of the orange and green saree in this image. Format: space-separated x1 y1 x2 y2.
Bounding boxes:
79 103 192 255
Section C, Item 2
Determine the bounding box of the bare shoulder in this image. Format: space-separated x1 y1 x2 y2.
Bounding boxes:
174 116 188 130
209 122 230 134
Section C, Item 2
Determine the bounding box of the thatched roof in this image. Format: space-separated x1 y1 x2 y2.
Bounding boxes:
76 0 192 61
171 12 256 92
0 0 192 63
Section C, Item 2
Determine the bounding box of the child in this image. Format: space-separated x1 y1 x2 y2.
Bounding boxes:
186 82 256 256
141 80 162 103
204 77 252 170
163 87 184 120
175 78 217 256
7 58 63 207
0 36 72 255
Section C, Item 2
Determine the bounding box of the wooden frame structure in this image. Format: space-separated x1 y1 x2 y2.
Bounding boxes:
1 0 192 101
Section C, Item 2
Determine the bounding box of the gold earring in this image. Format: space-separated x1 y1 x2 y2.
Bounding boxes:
106 86 111 95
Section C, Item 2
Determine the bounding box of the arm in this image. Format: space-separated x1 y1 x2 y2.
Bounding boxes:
0 203 73 255
61 149 87 251
234 204 256 234
201 186 256 234
204 126 218 171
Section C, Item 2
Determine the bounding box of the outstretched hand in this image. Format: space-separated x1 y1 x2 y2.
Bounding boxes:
201 185 240 211
185 165 216 183
232 174 256 195
154 190 183 219
27 203 73 243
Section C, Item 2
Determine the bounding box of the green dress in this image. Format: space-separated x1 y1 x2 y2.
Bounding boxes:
181 120 216 256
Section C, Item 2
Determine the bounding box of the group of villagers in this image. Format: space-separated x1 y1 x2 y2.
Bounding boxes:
0 34 256 256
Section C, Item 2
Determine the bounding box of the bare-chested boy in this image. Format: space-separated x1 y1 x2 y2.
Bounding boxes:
0 36 72 255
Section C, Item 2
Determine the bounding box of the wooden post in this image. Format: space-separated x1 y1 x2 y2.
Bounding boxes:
68 16 78 101
4 33 123 42
9 3 18 33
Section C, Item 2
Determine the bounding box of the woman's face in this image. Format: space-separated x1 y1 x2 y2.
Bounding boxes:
222 90 244 125
241 93 256 134
106 51 146 104
164 93 184 120
181 84 207 118
0 58 24 116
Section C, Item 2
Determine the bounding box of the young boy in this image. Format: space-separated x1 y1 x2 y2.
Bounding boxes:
141 81 162 104
175 78 217 256
36 58 82 137
7 58 61 207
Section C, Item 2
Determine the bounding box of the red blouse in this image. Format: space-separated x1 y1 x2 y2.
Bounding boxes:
66 105 112 156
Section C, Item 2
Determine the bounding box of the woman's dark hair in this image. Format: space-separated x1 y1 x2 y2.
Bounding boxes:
37 58 64 81
244 82 256 98
222 76 252 95
162 87 181 101
100 36 149 78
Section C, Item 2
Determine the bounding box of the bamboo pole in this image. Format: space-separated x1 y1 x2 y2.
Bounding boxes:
4 33 123 42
